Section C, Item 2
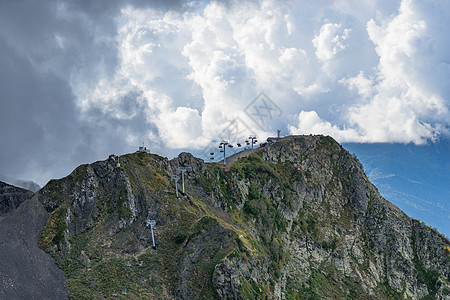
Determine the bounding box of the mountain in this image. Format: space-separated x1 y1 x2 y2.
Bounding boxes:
0 181 34 216
0 181 69 299
343 140 450 239
2 135 449 299
0 174 41 192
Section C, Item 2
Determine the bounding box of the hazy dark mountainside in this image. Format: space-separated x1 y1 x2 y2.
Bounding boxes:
1 135 449 299
0 181 33 216
0 174 41 192
0 182 69 299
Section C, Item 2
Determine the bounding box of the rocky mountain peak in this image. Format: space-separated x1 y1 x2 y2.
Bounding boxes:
5 135 449 299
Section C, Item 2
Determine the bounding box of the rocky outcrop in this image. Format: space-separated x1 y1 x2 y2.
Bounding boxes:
175 216 235 299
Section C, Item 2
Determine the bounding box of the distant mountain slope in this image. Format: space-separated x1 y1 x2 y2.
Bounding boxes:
0 174 41 192
14 135 450 299
0 181 33 216
0 183 68 299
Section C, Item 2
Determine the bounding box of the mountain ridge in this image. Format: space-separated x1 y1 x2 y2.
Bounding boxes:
1 135 449 299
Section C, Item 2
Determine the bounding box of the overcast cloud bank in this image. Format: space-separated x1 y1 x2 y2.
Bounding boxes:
0 0 449 185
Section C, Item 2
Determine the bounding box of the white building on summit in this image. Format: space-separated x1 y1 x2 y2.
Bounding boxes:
138 143 150 153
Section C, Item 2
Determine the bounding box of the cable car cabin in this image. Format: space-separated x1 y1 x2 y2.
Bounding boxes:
259 142 269 148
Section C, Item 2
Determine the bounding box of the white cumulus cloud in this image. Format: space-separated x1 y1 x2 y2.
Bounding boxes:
2 0 450 186
313 23 351 61
68 0 450 154
289 111 361 142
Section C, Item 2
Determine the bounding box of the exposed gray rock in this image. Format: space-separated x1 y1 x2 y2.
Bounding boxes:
213 258 244 300
176 217 234 299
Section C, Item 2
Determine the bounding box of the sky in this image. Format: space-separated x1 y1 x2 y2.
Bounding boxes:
0 1 448 233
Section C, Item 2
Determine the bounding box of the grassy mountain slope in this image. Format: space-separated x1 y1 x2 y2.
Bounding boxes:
38 135 450 299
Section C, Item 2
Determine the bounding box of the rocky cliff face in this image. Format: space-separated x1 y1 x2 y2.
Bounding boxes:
37 135 450 299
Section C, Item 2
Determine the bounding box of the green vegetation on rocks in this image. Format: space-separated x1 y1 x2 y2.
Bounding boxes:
37 135 450 299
